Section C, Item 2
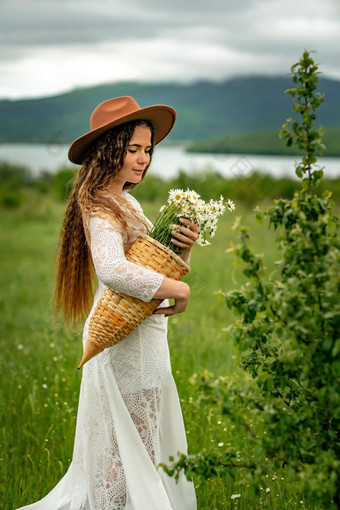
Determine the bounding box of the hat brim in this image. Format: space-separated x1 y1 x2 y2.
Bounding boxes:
68 104 176 164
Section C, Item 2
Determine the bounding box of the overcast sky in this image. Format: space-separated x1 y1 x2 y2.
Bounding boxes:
1 0 339 100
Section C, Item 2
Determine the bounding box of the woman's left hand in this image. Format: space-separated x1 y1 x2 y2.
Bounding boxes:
171 217 200 261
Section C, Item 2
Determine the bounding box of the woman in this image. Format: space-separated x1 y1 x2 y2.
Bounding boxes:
18 96 198 509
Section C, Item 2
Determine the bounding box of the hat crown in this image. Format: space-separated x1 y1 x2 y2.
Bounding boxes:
90 96 141 131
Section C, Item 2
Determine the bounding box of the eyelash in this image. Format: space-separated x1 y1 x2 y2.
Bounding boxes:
128 149 152 154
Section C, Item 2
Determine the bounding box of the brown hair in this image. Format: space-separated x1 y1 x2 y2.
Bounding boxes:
54 119 155 325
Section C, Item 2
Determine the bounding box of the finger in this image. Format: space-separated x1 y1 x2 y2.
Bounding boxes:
179 218 200 234
153 306 174 314
177 226 198 240
154 304 184 316
171 237 193 249
171 229 196 245
172 232 194 244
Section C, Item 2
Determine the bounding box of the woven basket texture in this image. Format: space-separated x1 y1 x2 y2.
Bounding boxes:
88 233 190 350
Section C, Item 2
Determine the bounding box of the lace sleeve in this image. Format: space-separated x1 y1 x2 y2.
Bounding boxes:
89 216 164 303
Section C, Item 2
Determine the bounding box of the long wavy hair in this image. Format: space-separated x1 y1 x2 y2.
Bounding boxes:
54 119 155 325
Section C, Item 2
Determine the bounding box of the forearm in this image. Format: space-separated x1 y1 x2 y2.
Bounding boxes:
152 277 189 300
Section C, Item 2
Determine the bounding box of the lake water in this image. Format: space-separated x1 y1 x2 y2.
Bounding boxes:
1 143 339 180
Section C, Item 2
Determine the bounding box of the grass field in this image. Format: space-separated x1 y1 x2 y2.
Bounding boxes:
0 194 323 509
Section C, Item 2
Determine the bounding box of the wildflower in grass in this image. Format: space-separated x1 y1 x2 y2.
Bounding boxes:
266 488 270 493
231 493 241 499
17 344 24 350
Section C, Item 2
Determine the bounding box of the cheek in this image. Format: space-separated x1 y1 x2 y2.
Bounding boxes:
122 152 134 169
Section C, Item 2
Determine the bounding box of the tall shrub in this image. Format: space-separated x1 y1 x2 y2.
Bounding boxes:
162 51 340 509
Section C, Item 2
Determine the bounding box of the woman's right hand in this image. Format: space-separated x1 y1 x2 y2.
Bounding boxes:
152 279 190 317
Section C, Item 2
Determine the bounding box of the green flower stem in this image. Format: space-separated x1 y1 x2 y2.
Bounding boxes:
149 203 184 253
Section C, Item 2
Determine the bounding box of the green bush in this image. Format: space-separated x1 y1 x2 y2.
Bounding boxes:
163 51 340 509
0 160 33 190
33 170 55 194
0 188 24 208
51 168 77 201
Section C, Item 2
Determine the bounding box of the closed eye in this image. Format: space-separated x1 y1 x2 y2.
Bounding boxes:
128 149 152 154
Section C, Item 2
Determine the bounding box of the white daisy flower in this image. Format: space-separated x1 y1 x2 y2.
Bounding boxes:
227 199 235 211
168 189 184 204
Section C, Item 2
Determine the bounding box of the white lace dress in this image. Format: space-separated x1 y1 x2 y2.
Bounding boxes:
17 190 197 510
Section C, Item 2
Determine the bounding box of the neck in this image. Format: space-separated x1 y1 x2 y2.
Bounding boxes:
106 184 124 196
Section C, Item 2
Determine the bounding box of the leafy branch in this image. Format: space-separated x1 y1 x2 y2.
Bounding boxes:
162 50 340 510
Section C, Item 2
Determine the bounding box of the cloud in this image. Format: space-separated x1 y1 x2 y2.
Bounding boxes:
0 0 339 99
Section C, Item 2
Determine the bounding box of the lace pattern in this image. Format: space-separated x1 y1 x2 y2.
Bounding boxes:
89 215 164 303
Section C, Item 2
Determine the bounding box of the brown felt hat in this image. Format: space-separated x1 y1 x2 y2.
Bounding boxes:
68 96 176 164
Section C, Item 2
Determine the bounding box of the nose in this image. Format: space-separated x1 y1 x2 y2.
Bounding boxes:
137 152 150 166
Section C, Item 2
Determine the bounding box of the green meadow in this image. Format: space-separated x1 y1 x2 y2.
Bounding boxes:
0 192 333 509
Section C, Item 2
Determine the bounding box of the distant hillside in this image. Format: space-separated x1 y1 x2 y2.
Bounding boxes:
0 76 339 144
187 126 340 157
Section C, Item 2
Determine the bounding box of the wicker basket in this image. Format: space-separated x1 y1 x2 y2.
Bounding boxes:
77 233 190 368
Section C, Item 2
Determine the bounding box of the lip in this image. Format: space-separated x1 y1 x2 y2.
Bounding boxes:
133 169 144 174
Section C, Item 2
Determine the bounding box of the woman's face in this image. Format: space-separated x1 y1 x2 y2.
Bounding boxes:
108 124 152 194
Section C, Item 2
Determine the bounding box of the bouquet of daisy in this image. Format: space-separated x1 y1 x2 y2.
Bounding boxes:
149 188 235 252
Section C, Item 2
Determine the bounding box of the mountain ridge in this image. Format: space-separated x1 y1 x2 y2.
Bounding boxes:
1 75 339 144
